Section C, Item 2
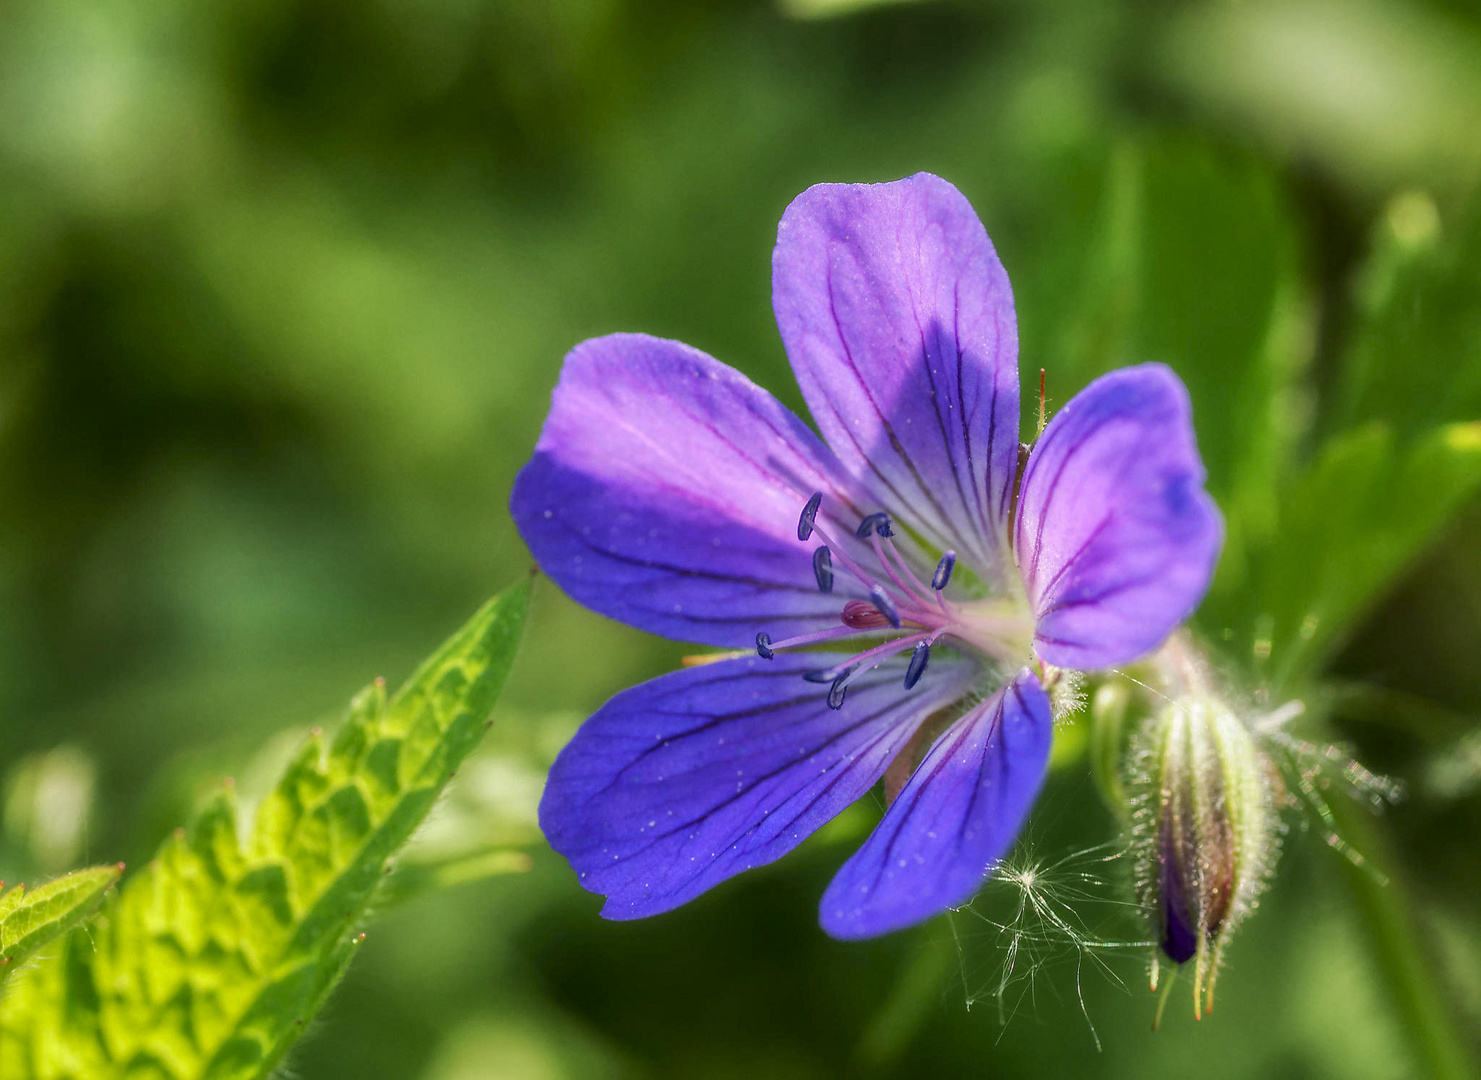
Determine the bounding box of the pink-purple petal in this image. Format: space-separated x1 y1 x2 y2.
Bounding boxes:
772 173 1021 577
511 333 877 647
1016 364 1223 671
540 651 981 920
818 667 1052 939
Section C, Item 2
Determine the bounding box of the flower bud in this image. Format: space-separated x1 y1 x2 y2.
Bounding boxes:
1130 690 1277 1020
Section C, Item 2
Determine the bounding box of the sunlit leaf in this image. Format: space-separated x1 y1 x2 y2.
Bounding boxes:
0 579 530 1080
0 865 122 989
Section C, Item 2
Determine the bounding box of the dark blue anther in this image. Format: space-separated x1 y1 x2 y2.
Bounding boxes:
932 550 957 591
855 512 894 539
903 641 931 690
812 545 834 593
755 631 774 660
868 585 902 628
797 492 823 542
827 672 849 710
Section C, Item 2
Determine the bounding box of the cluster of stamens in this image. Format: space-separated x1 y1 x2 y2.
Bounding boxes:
754 492 961 710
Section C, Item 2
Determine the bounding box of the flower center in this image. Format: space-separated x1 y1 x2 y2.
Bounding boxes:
754 493 1035 708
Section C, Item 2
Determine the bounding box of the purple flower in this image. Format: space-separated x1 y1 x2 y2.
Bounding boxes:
512 173 1222 939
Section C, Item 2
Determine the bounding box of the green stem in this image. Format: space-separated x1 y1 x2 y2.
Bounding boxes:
1327 796 1477 1080
850 920 957 1074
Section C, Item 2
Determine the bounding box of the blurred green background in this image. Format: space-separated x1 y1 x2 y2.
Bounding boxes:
3 0 1480 1076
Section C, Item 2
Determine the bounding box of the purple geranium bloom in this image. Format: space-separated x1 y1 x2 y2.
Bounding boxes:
512 173 1222 939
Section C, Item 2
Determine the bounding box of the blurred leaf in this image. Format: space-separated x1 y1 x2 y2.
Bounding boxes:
0 865 121 989
1322 679 1479 747
1426 727 1481 800
778 0 923 20
377 848 532 908
1160 0 1481 198
1201 422 1481 691
1332 196 1481 440
3 746 96 874
1056 137 1309 530
420 1008 634 1080
0 579 529 1080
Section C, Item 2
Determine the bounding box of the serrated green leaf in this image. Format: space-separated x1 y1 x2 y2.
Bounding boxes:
0 579 530 1080
1199 422 1481 692
0 866 122 989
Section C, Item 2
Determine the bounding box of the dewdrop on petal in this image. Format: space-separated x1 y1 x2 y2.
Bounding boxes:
1127 648 1278 1020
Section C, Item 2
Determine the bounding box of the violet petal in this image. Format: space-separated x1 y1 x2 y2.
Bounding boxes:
1016 364 1223 670
818 668 1052 939
540 651 981 920
511 333 875 647
1159 840 1201 965
772 173 1020 576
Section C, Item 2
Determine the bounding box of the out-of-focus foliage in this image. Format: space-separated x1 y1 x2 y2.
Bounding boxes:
1 0 1480 1077
0 583 527 1080
1204 420 1481 693
1195 192 1481 692
1052 140 1302 509
4 747 97 873
1334 199 1481 438
1162 0 1481 198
